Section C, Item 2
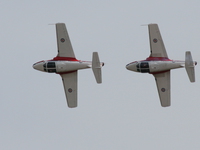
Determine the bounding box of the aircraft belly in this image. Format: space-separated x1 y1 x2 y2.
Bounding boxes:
56 61 91 73
149 61 183 73
149 62 167 73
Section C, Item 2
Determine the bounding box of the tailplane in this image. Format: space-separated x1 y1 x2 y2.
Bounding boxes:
92 52 103 83
185 51 196 82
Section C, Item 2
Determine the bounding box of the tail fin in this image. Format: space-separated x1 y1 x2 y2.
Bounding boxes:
185 51 196 82
92 52 103 83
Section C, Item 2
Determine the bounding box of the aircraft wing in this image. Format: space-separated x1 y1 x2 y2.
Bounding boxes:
153 71 170 107
60 71 78 108
148 24 168 58
56 23 76 58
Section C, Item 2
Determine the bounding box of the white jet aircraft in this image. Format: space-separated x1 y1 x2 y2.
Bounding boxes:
126 24 197 107
33 23 104 108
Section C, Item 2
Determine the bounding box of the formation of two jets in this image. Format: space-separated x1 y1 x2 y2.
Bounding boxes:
33 23 197 108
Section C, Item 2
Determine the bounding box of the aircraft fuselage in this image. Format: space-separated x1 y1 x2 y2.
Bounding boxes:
33 59 93 74
126 57 185 74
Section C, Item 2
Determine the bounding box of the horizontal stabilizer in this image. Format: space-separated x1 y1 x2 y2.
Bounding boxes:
92 52 102 83
185 51 195 82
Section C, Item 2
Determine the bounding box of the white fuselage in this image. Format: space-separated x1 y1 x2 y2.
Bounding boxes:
55 61 91 73
126 60 185 73
33 60 92 73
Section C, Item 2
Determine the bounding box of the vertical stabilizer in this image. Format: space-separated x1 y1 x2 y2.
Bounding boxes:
92 52 102 83
185 51 196 82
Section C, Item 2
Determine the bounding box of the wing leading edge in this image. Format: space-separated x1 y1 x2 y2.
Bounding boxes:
56 23 76 58
61 71 78 108
153 71 170 107
148 24 168 58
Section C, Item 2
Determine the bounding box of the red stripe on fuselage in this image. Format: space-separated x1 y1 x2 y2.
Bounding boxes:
56 70 77 75
146 57 171 61
53 56 79 61
149 70 169 75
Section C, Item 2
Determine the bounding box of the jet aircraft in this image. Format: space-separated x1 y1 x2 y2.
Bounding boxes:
33 23 104 108
126 24 197 107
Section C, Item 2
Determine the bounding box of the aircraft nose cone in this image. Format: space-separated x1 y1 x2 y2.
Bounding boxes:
126 64 132 70
33 61 45 72
126 62 138 72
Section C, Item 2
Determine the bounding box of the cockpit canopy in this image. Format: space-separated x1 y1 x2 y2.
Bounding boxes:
136 61 149 73
43 61 57 73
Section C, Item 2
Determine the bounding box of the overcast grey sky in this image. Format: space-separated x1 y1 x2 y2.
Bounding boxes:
1 0 200 149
